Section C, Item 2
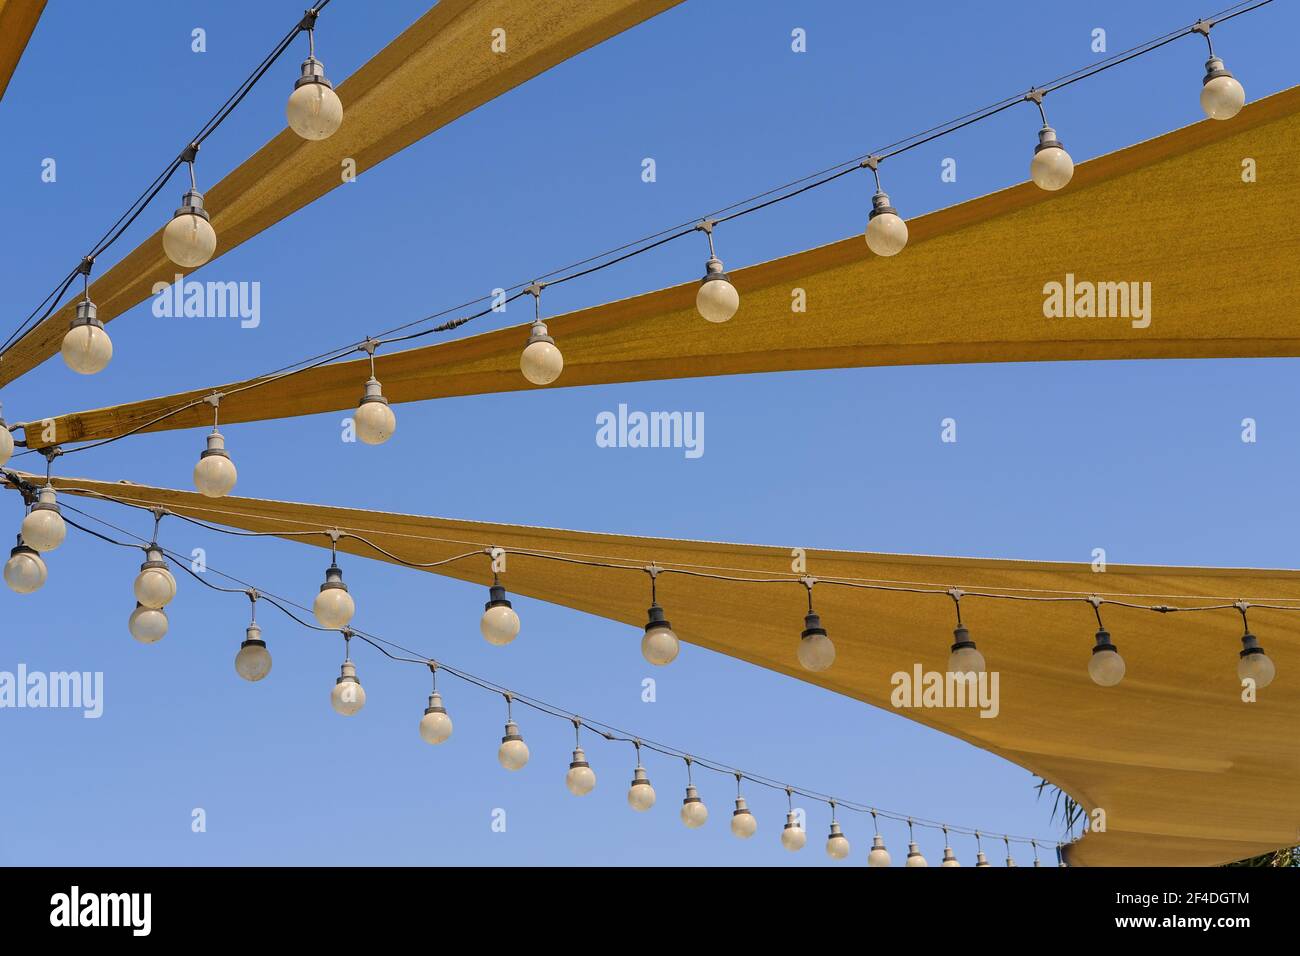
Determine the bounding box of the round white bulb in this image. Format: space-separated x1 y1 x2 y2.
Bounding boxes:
696 277 740 323
193 453 237 498
4 548 47 593
798 632 835 671
948 644 986 675
565 748 596 796
642 625 680 666
865 211 908 257
313 588 355 630
906 843 929 867
419 694 453 744
134 566 177 609
867 835 892 867
1088 648 1126 687
235 633 272 682
498 721 530 770
1202 74 1245 120
940 847 961 867
354 400 396 446
781 821 807 852
163 212 217 268
731 801 757 839
287 82 343 140
480 604 520 646
520 340 563 385
1238 652 1276 690
0 425 13 466
21 505 66 553
628 766 656 811
330 682 365 715
1030 145 1074 191
129 604 168 644
680 787 708 828
61 323 113 375
826 829 851 860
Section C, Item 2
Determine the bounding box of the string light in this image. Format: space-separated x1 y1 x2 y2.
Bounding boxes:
163 145 218 268
1087 597 1125 687
780 789 806 850
627 740 656 811
974 831 991 867
331 632 366 716
641 565 679 665
480 573 520 646
1004 835 1017 867
1025 88 1073 191
565 719 596 796
313 536 355 629
862 156 908 257
193 395 237 498
286 10 344 141
133 545 177 609
128 602 168 644
680 758 708 828
797 576 835 672
940 827 960 867
1193 19 1246 120
235 591 273 682
4 535 46 593
498 694 530 770
61 264 111 375
946 589 986 675
867 811 891 866
731 773 757 839
825 801 851 860
20 485 65 552
419 664 453 744
694 220 739 324
906 819 928 866
353 341 396 445
1235 601 1276 690
519 282 563 386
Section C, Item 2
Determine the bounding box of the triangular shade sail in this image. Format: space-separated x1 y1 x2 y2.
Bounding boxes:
0 0 45 102
0 0 683 388
24 471 1300 867
23 84 1300 450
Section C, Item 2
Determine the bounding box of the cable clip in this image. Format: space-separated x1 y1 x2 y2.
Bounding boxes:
76 256 95 276
361 338 379 356
523 280 545 298
203 392 224 408
180 142 200 165
696 218 717 235
1024 87 1046 105
1191 19 1214 37
299 8 321 31
646 563 662 579
860 155 882 171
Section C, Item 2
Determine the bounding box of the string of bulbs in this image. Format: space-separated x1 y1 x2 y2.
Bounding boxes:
4 482 1068 866
0 1 1274 470
2 471 1286 696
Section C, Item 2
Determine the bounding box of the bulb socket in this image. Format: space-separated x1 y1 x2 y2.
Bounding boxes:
501 720 523 743
801 612 827 639
784 811 800 830
241 622 265 650
1035 125 1065 153
424 690 447 715
1092 628 1118 655
174 189 210 221
1240 632 1267 658
951 624 977 652
29 486 59 514
320 564 348 592
139 546 168 571
629 765 652 787
1203 56 1235 83
568 746 589 769
645 603 672 633
295 55 334 89
200 430 230 460
8 542 39 560
71 299 102 330
358 376 389 406
733 797 752 816
526 321 555 346
336 659 359 685
683 784 703 805
700 256 730 284
485 583 512 610
868 190 898 219
828 821 844 839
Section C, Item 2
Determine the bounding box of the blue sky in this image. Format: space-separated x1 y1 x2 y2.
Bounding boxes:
0 0 1295 865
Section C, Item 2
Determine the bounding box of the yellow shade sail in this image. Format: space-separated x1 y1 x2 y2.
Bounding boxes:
26 84 1300 450
0 0 45 102
25 471 1300 867
0 0 683 389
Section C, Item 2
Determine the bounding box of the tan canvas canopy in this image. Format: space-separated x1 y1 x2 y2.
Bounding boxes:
0 0 45 102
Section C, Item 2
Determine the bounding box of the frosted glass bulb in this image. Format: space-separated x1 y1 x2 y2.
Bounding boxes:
798 613 835 671
129 604 168 644
498 721 530 770
520 322 563 385
948 626 985 675
4 545 46 593
826 823 851 860
906 843 929 867
163 210 217 268
940 846 961 867
419 692 453 744
680 786 708 827
287 78 344 140
354 378 396 445
21 488 65 552
696 259 740 323
642 605 679 665
481 585 520 645
1088 648 1126 687
1238 650 1276 689
194 431 237 498
61 308 113 375
134 551 177 609
627 766 655 810
235 624 272 682
0 422 12 466
865 192 908 257
867 834 891 867
565 747 596 795
731 798 757 839
1030 132 1073 191
331 660 365 715
1201 59 1245 120
781 813 807 851
313 565 354 629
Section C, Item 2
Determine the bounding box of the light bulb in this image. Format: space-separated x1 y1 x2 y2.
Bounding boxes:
798 612 835 671
133 547 177 609
948 625 985 675
61 299 112 375
313 564 355 629
940 846 961 867
627 765 656 811
826 822 851 860
286 56 343 140
353 377 396 445
20 486 66 552
906 842 929 867
781 811 806 851
520 321 563 385
1029 126 1073 191
0 416 12 466
1005 855 1017 867
1088 628 1126 687
731 797 757 839
696 257 739 323
498 720 530 770
975 851 991 867
4 540 47 593
235 623 272 681
1238 632 1276 689
480 584 520 646
163 189 217 268
419 691 453 744
1201 57 1245 120
867 834 891 867
864 191 908 256
565 747 596 796
680 785 708 828
642 603 679 665
193 431 237 498
129 603 168 644
330 659 365 715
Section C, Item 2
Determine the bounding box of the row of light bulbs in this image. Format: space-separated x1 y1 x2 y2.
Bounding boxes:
2 484 1278 695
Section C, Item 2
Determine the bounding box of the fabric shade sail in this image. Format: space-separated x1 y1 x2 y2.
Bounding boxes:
24 83 1300 450
0 0 683 388
0 0 45 102
25 471 1300 867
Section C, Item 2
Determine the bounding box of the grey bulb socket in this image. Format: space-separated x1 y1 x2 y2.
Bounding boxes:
645 603 672 633
1092 628 1118 655
801 612 827 639
320 565 347 592
295 55 334 89
485 583 512 610
951 624 976 652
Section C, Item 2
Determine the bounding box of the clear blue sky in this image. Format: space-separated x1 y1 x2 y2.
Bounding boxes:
0 0 1295 866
